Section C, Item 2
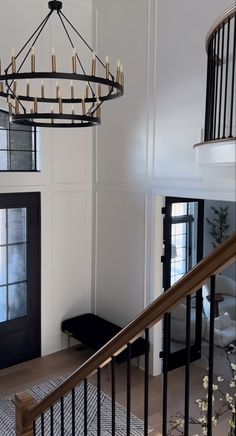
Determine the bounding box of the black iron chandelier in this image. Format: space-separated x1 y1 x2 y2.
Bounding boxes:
0 0 124 128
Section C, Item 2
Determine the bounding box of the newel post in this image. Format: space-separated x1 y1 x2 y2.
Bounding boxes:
14 392 38 436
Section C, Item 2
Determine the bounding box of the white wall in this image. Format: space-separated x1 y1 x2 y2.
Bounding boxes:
92 0 235 375
0 0 93 355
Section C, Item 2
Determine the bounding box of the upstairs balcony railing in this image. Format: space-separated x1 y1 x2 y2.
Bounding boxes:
205 5 236 142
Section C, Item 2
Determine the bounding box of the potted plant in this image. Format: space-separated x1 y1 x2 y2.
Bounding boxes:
206 206 229 248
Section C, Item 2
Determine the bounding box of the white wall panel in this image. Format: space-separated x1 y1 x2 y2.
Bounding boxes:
95 191 146 326
93 0 149 185
49 191 91 350
51 129 92 185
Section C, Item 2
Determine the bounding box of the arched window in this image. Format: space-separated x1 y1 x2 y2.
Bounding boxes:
0 110 38 172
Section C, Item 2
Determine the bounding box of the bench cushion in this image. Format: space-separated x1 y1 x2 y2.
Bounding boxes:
61 313 147 363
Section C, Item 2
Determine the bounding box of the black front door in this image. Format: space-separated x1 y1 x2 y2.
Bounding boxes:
0 192 41 369
162 197 204 371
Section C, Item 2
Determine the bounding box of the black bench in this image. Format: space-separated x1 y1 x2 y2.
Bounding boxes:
61 313 148 363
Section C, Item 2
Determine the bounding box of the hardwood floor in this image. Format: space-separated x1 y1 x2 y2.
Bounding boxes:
0 348 231 435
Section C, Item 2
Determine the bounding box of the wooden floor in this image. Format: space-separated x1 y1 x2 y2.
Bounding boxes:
0 348 231 435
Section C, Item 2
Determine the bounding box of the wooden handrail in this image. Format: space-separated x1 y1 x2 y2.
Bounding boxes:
205 4 236 50
23 233 236 428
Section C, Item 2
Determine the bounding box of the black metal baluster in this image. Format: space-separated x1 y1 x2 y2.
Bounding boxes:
33 420 36 435
97 367 101 436
127 343 131 436
84 379 88 436
61 397 64 436
223 17 231 138
229 15 236 137
144 329 149 436
50 405 54 435
111 356 116 436
210 34 217 140
71 388 76 436
184 295 191 436
213 30 220 139
204 38 213 141
207 276 216 436
218 22 225 139
41 413 44 436
162 313 170 436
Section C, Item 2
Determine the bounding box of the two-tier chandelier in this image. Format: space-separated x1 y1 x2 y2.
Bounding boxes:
0 0 124 128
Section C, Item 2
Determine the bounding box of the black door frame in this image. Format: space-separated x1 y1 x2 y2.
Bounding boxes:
0 192 41 368
162 196 204 371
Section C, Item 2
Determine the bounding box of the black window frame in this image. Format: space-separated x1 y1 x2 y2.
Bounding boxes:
0 109 39 172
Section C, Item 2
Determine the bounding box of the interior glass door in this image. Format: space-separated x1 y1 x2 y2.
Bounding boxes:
162 197 204 371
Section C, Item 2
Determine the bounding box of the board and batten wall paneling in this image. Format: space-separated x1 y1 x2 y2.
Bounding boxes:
93 0 150 185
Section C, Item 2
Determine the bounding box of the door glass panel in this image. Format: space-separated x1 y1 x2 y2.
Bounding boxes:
8 244 27 283
0 209 6 245
170 201 199 352
8 283 27 320
8 208 27 244
0 207 28 323
0 247 7 285
0 287 7 322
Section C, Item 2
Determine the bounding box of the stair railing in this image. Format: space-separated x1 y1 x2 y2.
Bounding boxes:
16 233 236 435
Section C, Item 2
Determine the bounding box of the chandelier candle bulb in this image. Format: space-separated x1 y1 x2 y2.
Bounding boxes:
70 82 74 99
56 81 60 99
91 52 96 76
15 96 19 114
72 49 77 74
96 100 101 118
51 48 56 73
11 49 16 74
116 60 121 83
34 97 38 113
8 97 12 116
85 82 89 99
120 66 124 86
105 55 109 79
98 84 101 98
26 81 30 97
31 47 36 73
41 81 45 98
82 98 86 115
58 96 63 114
13 81 17 95
71 105 75 123
51 105 54 124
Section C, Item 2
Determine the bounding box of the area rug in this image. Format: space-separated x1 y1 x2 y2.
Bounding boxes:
0 374 149 435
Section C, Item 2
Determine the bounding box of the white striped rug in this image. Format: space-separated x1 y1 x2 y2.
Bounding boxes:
0 374 149 435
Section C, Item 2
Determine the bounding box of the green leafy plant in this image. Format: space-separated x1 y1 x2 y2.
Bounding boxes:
206 206 229 248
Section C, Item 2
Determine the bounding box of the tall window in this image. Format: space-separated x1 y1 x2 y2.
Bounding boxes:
0 110 38 171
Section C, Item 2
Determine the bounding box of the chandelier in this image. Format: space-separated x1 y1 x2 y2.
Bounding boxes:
0 0 124 128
